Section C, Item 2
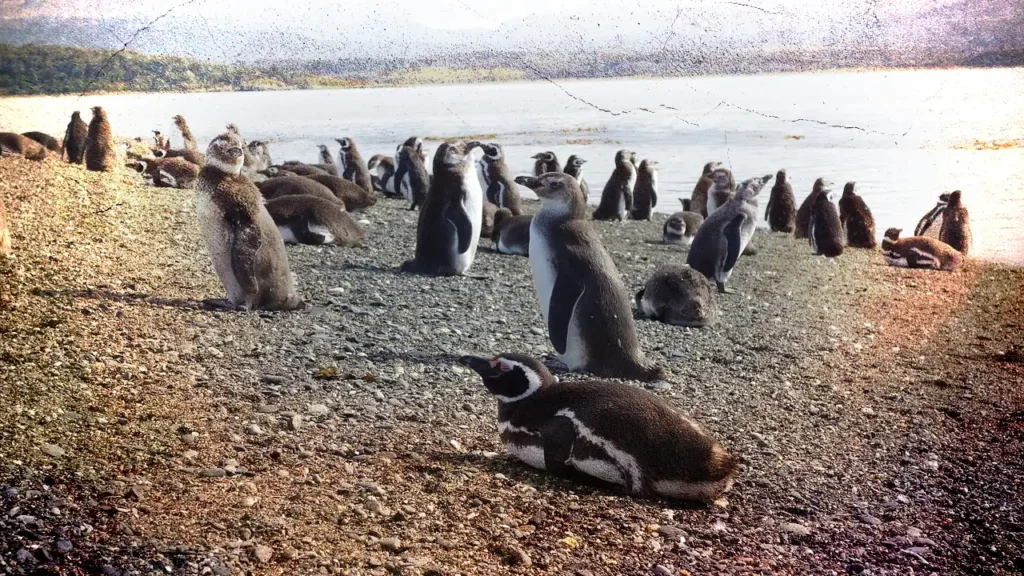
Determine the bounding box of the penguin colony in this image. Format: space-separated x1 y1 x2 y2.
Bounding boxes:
0 111 978 501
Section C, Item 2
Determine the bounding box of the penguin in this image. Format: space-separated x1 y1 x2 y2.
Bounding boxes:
264 195 365 247
84 106 117 172
313 144 338 176
532 151 561 176
764 168 796 232
271 163 328 177
479 143 524 215
914 193 949 238
21 132 60 152
591 150 636 221
194 131 303 311
881 228 962 272
492 207 532 256
515 172 663 381
663 199 704 246
809 187 844 257
367 154 397 197
481 201 499 238
939 190 971 256
164 115 204 166
687 175 772 294
563 154 590 204
0 196 11 257
705 167 736 216
132 156 200 189
628 159 658 221
689 162 720 218
795 177 830 239
394 138 431 211
336 137 373 192
0 133 48 161
153 130 169 151
256 176 343 206
459 353 738 502
635 264 720 328
304 173 378 212
837 181 876 249
62 111 89 164
400 141 484 276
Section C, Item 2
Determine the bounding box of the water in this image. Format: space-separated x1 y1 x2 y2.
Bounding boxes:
2 67 1023 264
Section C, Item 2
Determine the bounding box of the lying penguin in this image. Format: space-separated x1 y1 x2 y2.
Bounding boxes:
663 199 703 246
636 265 720 327
264 195 365 247
881 228 962 272
460 353 739 502
492 207 532 256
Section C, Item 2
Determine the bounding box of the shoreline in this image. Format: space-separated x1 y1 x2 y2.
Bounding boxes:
0 158 1022 574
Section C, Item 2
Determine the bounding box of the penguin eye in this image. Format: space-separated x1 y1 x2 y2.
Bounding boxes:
497 360 513 372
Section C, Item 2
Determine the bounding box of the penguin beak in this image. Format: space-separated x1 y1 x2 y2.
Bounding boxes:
515 176 540 190
531 154 542 160
227 147 244 159
459 355 500 378
465 141 482 151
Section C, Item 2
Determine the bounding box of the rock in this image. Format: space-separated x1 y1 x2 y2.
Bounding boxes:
913 537 938 547
261 375 287 384
253 544 274 564
497 544 531 567
381 537 402 553
56 539 73 553
855 514 882 526
241 496 258 508
645 381 672 391
245 424 263 435
906 527 923 538
308 404 330 417
257 405 279 414
655 566 674 576
288 415 302 431
180 432 199 444
40 443 65 457
781 523 812 537
751 432 769 447
530 327 544 335
203 468 227 478
657 525 686 539
15 548 34 565
328 287 345 295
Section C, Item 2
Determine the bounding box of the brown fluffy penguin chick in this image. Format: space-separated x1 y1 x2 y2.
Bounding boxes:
795 177 829 239
881 228 962 271
492 207 532 256
21 131 61 152
0 133 48 161
480 201 498 238
809 189 844 257
264 195 365 247
63 111 89 164
636 265 720 327
939 190 972 256
257 176 343 206
134 157 200 189
0 196 11 257
304 173 378 212
764 168 796 232
689 161 719 217
460 353 739 503
837 181 876 249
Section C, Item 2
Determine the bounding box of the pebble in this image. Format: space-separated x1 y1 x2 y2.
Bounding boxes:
644 381 672 391
288 415 302 431
781 523 812 537
855 514 882 526
906 527 923 538
245 424 263 435
56 539 73 553
657 525 686 539
529 327 544 335
257 405 279 414
307 404 330 416
381 537 402 553
501 544 532 566
40 443 65 457
180 432 199 444
655 566 674 576
253 545 274 564
241 496 258 508
751 432 769 447
203 468 227 478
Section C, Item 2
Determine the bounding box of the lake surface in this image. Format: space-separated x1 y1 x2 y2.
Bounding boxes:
2 68 1023 264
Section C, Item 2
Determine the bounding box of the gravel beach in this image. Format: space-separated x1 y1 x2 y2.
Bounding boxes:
1 156 1022 575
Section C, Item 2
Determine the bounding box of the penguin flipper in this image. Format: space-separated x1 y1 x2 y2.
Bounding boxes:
445 203 474 254
225 208 261 300
548 271 585 355
723 213 745 273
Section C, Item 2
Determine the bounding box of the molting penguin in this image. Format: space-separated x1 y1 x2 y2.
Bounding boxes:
400 141 484 276
0 133 48 161
532 151 561 176
133 156 200 189
481 201 499 238
22 132 60 152
914 192 949 238
809 186 844 257
564 154 590 203
705 167 736 216
636 264 720 327
272 163 328 178
764 168 796 232
663 199 704 246
265 195 365 247
492 207 532 256
314 144 338 176
394 138 431 211
85 106 116 172
257 176 342 205
516 172 663 381
194 131 303 311
305 173 377 212
63 111 89 164
336 137 372 192
687 175 772 293
153 130 169 151
367 154 397 196
628 159 658 221
164 115 204 166
460 353 738 502
479 143 523 215
795 177 829 239
690 162 720 218
0 196 11 257
939 190 971 256
837 181 876 249
881 228 962 271
592 149 636 221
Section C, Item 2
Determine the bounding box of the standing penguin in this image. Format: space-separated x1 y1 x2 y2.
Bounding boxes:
336 137 373 193
690 162 720 218
795 177 830 239
837 181 876 249
532 151 561 176
564 154 590 204
636 264 720 328
706 167 736 216
628 159 659 221
492 208 532 256
663 199 704 246
479 143 524 215
592 149 636 221
515 172 663 381
764 168 796 232
194 131 303 311
460 353 737 502
687 175 772 294
367 154 397 196
85 106 117 172
914 193 949 238
400 141 484 276
394 138 431 211
939 190 971 256
62 111 89 164
314 144 339 176
809 188 844 257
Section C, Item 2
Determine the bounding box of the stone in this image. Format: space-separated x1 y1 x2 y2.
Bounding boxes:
56 539 74 553
655 566 674 576
203 468 227 478
253 545 273 564
499 544 531 567
308 404 330 417
245 424 263 436
855 514 882 526
180 432 199 444
288 415 302 431
381 537 402 553
781 523 812 537
657 525 686 539
40 444 65 457
257 405 279 414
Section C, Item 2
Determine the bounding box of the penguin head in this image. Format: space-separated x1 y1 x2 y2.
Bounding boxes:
680 198 692 211
515 172 581 207
206 132 246 175
568 155 587 169
842 181 856 198
481 143 502 162
434 140 481 170
736 175 770 201
883 227 902 241
130 160 148 174
614 149 633 166
225 123 240 136
91 106 106 119
938 192 951 203
947 190 962 206
813 177 833 194
367 155 380 169
776 169 787 183
712 167 732 187
72 111 82 120
152 148 167 158
336 138 352 150
459 353 553 403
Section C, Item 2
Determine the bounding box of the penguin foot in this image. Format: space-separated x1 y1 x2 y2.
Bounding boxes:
716 283 737 295
201 298 242 312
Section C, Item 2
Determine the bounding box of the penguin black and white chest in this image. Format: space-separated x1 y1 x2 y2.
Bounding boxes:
914 193 949 238
939 190 971 256
394 138 431 210
336 137 373 192
881 228 962 271
795 177 829 239
479 144 523 215
460 353 738 502
532 151 561 176
194 132 302 311
400 141 484 276
516 172 662 381
764 169 796 232
687 175 772 293
809 186 844 257
663 199 704 246
564 155 590 204
705 167 736 216
63 111 89 164
368 154 397 196
492 207 532 256
628 159 659 220
592 149 636 221
837 181 876 249
689 161 720 218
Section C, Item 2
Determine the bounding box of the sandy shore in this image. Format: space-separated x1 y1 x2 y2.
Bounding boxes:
1 157 1022 575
